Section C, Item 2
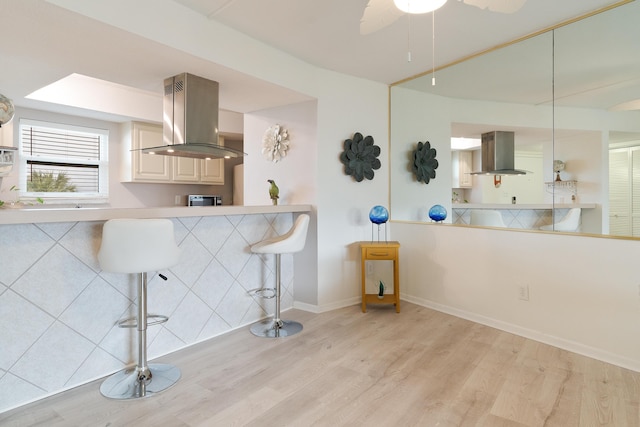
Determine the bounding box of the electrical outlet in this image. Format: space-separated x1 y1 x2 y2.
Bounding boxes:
367 262 373 276
175 195 181 205
518 284 529 301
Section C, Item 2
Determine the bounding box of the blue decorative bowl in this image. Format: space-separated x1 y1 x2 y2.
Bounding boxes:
369 205 389 224
428 204 447 222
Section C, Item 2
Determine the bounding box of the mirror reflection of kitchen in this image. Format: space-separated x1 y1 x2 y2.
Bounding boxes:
452 129 544 205
449 125 595 232
392 1 640 238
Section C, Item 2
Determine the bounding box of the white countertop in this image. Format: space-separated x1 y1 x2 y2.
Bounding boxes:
452 203 596 210
0 204 313 225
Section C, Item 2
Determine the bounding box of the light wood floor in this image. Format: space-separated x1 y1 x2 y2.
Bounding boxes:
2 302 639 427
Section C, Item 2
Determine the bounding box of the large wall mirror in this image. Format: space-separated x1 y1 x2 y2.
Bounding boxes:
390 0 640 238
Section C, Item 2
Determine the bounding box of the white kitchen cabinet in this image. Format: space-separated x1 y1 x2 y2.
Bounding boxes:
172 157 200 182
127 121 172 182
122 122 224 184
199 136 225 184
452 150 473 188
172 137 224 184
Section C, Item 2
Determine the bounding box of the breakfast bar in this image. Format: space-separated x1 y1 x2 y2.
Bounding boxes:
0 204 311 412
452 203 597 231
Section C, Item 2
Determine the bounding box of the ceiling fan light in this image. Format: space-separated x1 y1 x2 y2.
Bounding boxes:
393 0 448 14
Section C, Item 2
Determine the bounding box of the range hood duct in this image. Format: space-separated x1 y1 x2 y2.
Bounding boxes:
141 73 246 159
470 131 527 175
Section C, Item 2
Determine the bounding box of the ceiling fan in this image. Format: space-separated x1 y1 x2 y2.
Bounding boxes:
360 0 527 35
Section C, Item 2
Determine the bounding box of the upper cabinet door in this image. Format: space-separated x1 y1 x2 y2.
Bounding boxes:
452 150 473 188
199 136 225 185
173 157 200 182
131 122 171 182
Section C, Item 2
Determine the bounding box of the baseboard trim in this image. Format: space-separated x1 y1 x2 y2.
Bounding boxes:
402 294 640 373
293 297 360 314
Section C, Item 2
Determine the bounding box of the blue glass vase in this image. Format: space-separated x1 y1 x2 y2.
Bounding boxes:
369 205 389 225
428 204 447 222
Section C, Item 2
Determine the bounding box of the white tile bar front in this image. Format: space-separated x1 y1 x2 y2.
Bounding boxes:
0 205 311 412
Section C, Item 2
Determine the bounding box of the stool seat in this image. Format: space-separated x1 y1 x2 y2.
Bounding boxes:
251 215 310 254
250 214 309 338
470 210 506 227
98 218 181 273
539 208 581 232
97 218 182 400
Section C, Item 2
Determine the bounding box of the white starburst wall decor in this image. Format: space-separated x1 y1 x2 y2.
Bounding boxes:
262 124 290 162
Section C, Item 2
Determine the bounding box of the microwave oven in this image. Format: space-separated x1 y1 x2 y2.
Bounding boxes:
187 195 222 206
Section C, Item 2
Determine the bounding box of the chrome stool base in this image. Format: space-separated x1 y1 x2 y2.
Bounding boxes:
250 215 310 339
250 319 303 338
100 363 181 400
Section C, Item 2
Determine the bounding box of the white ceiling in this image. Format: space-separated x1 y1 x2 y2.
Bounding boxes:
173 0 624 84
0 0 633 122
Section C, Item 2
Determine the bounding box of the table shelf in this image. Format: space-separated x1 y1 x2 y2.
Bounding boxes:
359 241 400 313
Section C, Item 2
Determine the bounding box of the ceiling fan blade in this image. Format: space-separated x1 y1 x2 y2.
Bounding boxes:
360 0 405 35
462 0 527 14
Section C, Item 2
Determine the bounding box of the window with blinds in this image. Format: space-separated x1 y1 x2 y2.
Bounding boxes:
19 119 108 202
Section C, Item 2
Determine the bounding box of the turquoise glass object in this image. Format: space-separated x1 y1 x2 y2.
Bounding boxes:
369 205 389 224
428 204 447 222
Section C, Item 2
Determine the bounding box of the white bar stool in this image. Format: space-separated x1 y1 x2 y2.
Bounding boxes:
97 218 182 399
250 214 310 338
539 208 581 232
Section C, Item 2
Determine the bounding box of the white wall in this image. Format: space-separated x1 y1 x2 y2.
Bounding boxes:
394 222 640 371
243 101 317 207
314 71 389 308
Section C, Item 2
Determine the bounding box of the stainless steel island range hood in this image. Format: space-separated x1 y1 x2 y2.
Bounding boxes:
141 73 245 159
470 131 527 175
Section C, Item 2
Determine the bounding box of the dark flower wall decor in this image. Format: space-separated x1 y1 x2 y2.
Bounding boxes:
340 132 381 182
412 140 439 184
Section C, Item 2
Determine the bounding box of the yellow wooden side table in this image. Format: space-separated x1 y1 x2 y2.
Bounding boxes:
359 241 400 313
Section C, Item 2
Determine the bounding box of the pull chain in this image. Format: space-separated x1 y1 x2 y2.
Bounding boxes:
407 13 412 62
432 10 436 85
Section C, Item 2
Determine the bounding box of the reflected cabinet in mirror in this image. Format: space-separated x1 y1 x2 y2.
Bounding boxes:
390 0 640 238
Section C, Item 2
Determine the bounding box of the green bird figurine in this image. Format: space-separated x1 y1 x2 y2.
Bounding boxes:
268 179 279 205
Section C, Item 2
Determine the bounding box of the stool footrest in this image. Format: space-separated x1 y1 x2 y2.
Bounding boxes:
117 314 169 328
248 288 276 299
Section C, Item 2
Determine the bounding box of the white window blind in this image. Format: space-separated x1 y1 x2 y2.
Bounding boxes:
19 119 108 202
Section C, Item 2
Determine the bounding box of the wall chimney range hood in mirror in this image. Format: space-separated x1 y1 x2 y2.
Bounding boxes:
141 73 246 159
470 131 527 176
